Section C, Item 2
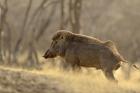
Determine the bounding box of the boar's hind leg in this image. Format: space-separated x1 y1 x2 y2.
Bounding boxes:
99 53 117 82
103 69 117 82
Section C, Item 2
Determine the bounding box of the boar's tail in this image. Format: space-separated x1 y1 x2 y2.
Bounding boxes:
121 60 140 70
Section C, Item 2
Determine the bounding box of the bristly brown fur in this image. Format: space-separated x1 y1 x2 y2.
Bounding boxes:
53 30 126 62
44 30 140 82
53 30 103 44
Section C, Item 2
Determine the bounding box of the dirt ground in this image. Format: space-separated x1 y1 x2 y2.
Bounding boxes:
0 65 140 93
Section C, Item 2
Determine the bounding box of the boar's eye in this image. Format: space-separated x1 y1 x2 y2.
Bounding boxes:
60 36 64 39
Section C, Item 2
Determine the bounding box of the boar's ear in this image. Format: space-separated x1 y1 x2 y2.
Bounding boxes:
52 32 61 40
65 35 73 41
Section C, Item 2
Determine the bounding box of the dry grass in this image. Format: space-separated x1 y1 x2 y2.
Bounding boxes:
0 63 140 93
40 64 140 93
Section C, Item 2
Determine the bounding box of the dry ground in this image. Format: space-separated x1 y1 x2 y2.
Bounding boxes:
0 64 140 93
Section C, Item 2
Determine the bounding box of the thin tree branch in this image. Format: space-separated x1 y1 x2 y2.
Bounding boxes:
28 0 48 27
35 2 58 41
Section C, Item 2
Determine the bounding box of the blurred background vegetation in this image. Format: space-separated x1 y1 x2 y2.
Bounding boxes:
0 0 140 69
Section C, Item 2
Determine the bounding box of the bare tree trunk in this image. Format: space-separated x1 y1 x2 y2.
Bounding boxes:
13 0 32 64
26 2 58 68
0 7 4 63
26 41 39 68
5 21 12 64
0 0 8 64
2 0 12 64
69 0 82 33
60 0 65 29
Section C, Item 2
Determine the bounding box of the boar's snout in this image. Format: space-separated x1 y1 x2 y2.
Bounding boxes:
43 50 50 59
43 49 56 59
